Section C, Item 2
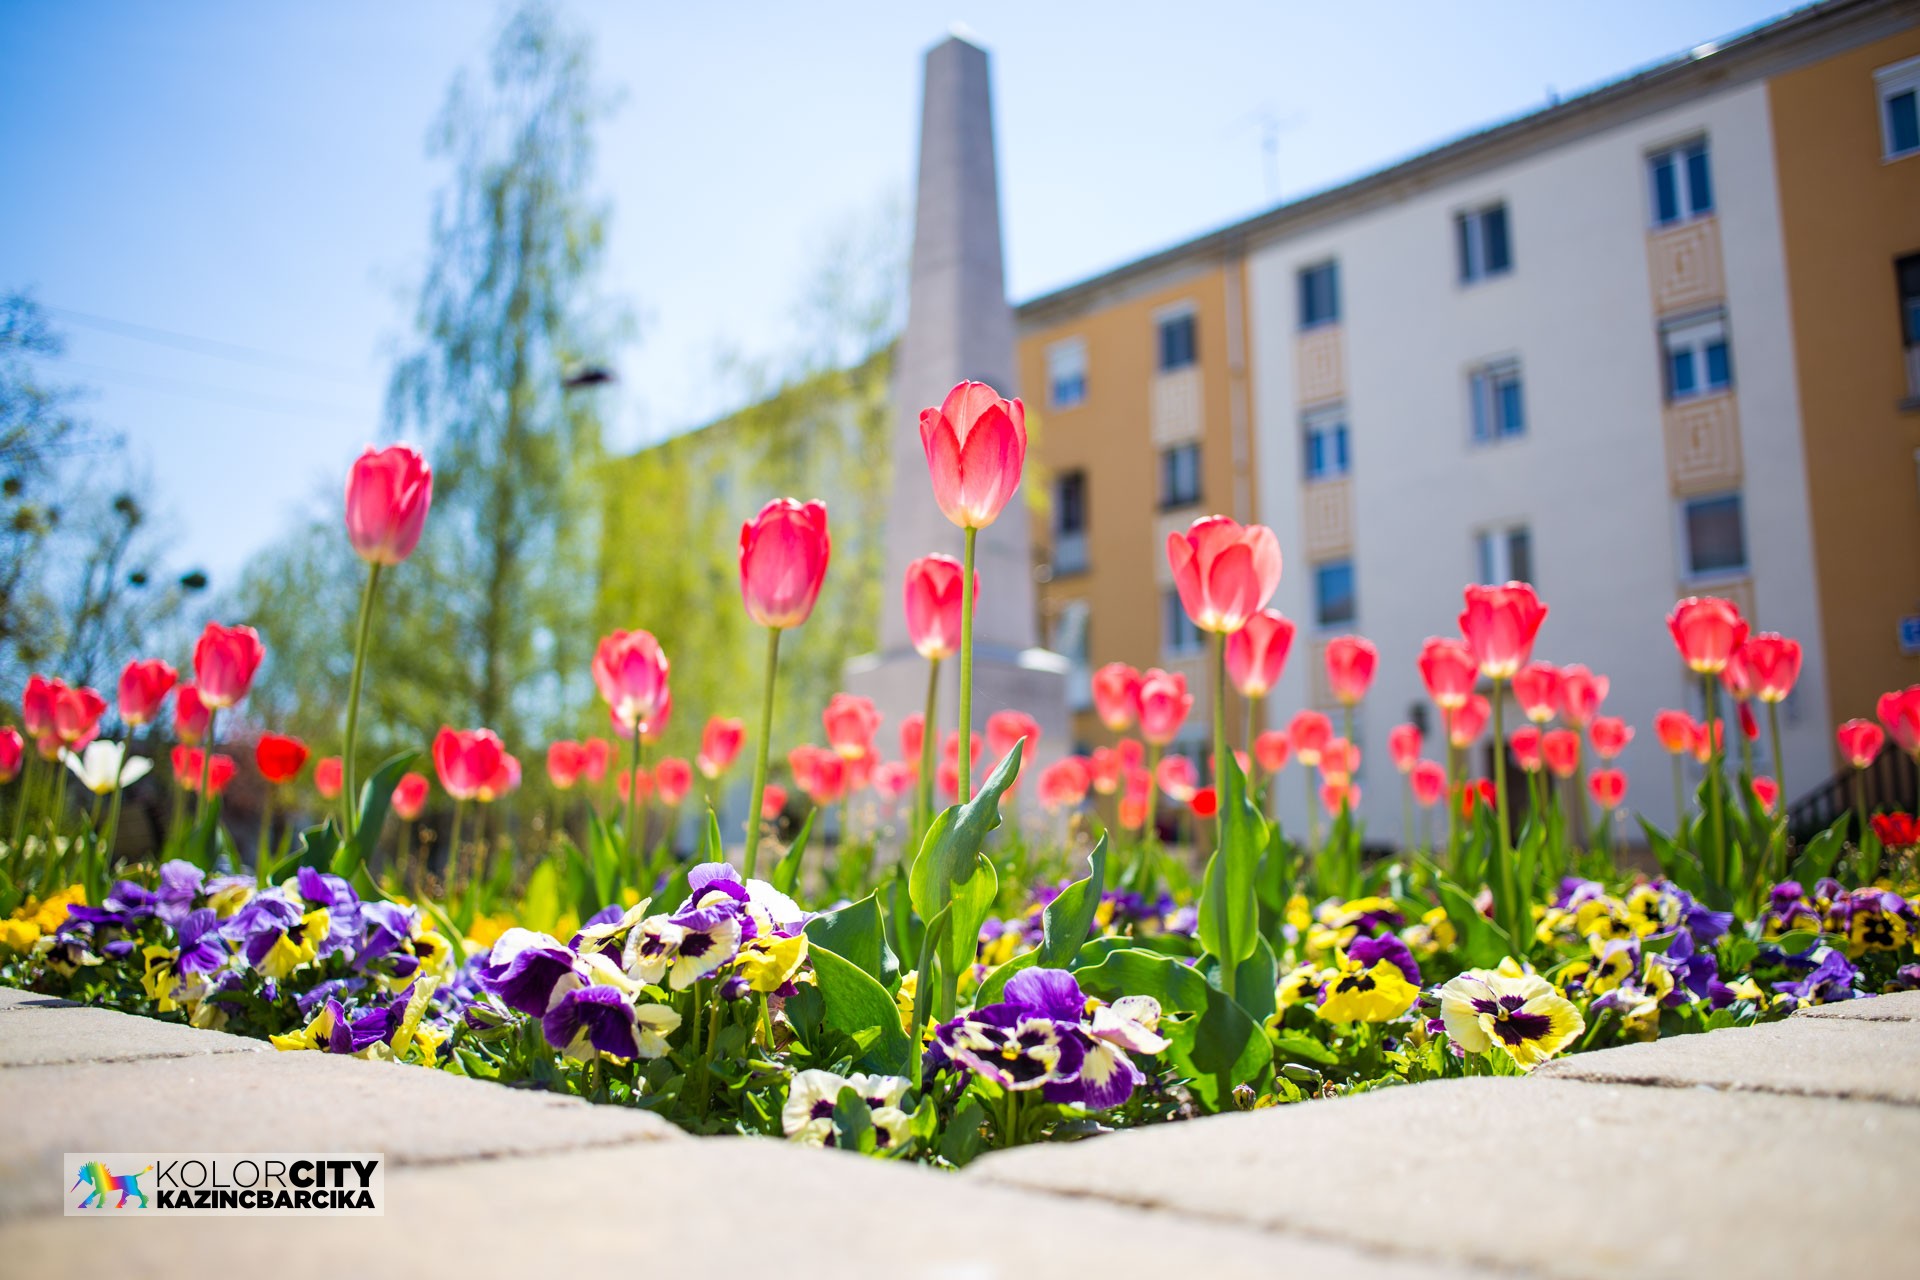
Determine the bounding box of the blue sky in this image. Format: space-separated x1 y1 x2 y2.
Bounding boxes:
0 0 1802 587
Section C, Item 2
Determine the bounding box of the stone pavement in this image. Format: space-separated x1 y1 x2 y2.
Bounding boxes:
2 985 1914 1279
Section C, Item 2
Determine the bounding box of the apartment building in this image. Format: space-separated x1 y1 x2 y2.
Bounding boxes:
1014 0 1920 840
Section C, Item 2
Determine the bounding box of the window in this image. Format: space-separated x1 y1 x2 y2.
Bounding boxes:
1475 525 1534 586
1469 360 1526 443
1158 311 1197 371
1163 588 1204 656
1681 492 1748 578
1160 442 1201 509
1878 56 1920 159
1053 600 1092 711
1302 404 1350 480
1457 204 1512 283
1047 338 1087 408
1648 139 1713 227
1298 261 1340 329
1899 255 1920 398
1313 559 1356 628
1053 470 1088 575
1662 311 1733 401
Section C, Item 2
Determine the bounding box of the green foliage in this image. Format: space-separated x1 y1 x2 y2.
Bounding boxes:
808 943 914 1077
1197 749 1265 1001
803 891 893 987
909 742 1020 1022
1074 947 1273 1112
1034 833 1107 969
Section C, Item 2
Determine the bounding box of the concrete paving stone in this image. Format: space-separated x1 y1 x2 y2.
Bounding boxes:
0 1042 682 1222
967 1078 1920 1280
0 1000 268 1067
1793 989 1920 1022
0 1137 1491 1280
1535 1017 1920 1105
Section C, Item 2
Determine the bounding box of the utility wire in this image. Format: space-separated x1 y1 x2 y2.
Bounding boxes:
43 304 365 384
35 354 375 427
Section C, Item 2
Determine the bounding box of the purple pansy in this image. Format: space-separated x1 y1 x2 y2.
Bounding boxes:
477 929 584 1016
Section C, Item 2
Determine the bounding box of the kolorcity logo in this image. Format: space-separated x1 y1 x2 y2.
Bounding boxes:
64 1153 384 1216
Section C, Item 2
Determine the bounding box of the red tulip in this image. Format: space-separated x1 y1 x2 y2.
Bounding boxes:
1511 663 1562 725
1737 700 1759 742
345 444 433 566
1089 746 1123 795
1138 669 1193 747
593 629 671 737
1320 781 1360 816
696 717 745 780
1410 759 1447 807
315 756 343 799
1155 753 1199 803
1091 663 1144 732
918 380 1027 530
478 752 521 803
1118 793 1148 832
1449 695 1491 749
739 498 832 629
174 685 210 746
899 714 925 766
1191 786 1219 820
615 766 654 806
1510 725 1544 773
22 675 61 739
761 783 788 819
1287 709 1333 767
255 733 309 786
638 689 673 745
433 727 506 802
1165 516 1283 635
872 760 915 802
806 753 848 806
1588 768 1627 811
1254 730 1292 774
941 731 983 770
53 685 107 745
547 740 589 790
0 726 20 784
823 693 882 761
1558 665 1608 728
904 553 971 661
1319 737 1359 783
1388 723 1422 774
580 738 613 785
1418 637 1478 711
1123 766 1152 804
936 759 961 802
392 771 429 821
171 747 235 796
1869 812 1917 847
1737 634 1801 704
1323 634 1378 706
1654 710 1696 755
1459 582 1547 680
1690 719 1723 765
1837 719 1884 770
1541 729 1580 779
1589 716 1633 761
1225 610 1295 699
1750 775 1779 815
1875 685 1920 757
1720 649 1754 702
1459 779 1495 820
788 744 826 797
655 757 693 808
117 659 178 727
1038 757 1092 812
1116 738 1145 772
192 622 265 709
986 710 1042 771
1667 596 1749 675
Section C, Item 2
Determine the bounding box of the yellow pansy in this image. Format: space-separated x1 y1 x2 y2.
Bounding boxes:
465 914 514 952
895 970 919 1034
735 932 809 994
269 1003 337 1052
1316 958 1418 1023
258 908 330 981
0 919 41 954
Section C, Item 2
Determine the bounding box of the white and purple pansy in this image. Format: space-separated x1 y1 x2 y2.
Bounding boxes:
622 904 743 990
569 899 653 962
781 1069 913 1148
477 928 586 1017
929 969 1163 1110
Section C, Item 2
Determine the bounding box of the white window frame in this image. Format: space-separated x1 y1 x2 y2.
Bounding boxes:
1457 202 1512 284
1647 138 1713 228
1474 523 1534 587
1047 337 1087 409
1468 358 1526 445
1677 490 1749 583
1661 310 1733 402
1302 403 1350 481
1876 55 1920 161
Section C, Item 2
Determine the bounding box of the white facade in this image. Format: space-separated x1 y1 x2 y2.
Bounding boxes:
1246 80 1833 842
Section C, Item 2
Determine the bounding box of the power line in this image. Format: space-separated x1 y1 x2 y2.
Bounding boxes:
37 355 376 427
43 304 366 385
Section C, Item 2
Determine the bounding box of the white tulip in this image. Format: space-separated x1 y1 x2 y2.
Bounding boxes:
62 741 153 796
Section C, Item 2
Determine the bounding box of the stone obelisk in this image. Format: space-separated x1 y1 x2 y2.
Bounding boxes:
845 31 1068 774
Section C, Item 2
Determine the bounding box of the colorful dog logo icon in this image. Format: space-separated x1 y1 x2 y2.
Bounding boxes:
72 1161 152 1208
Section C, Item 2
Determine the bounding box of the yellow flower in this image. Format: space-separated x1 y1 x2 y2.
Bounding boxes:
207 880 253 917
1438 968 1584 1070
464 914 514 952
270 1003 337 1052
1585 939 1638 995
978 928 1022 970
895 970 919 1034
1574 897 1633 945
14 885 86 933
258 908 330 981
387 978 441 1065
1275 962 1325 1011
735 932 809 994
140 945 183 1012
1316 958 1418 1023
0 919 41 954
1284 894 1312 934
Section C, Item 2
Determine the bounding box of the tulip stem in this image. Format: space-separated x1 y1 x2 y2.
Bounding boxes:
625 723 643 880
196 710 217 825
743 626 782 879
256 787 273 879
1491 679 1511 861
1138 742 1162 893
342 562 382 838
1212 631 1229 834
1766 698 1787 888
446 800 466 901
957 527 978 802
1444 711 1460 877
1702 674 1727 894
1304 762 1318 853
10 750 33 852
917 655 940 842
1671 755 1686 834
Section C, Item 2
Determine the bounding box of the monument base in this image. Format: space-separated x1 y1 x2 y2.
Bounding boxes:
844 642 1072 779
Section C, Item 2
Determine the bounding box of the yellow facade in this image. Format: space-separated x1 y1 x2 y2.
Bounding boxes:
1769 26 1920 731
1018 254 1258 751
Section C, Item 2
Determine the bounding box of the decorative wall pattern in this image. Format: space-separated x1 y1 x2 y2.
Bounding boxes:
1647 218 1726 315
1150 366 1204 446
1303 478 1354 558
1296 327 1346 406
1663 393 1745 495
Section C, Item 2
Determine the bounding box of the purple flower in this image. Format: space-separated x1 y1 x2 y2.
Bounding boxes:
477 929 584 1016
1661 929 1717 1004
154 861 205 927
174 909 228 975
1772 948 1857 1008
1349 934 1421 987
322 998 393 1055
543 984 643 1060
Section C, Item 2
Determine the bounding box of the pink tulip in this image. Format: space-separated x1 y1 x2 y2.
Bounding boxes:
192 622 265 709
1418 637 1478 711
1737 633 1801 704
1510 725 1544 773
1511 662 1562 725
547 741 589 790
1654 710 1696 755
1091 663 1143 733
392 772 429 822
1165 515 1283 635
1323 634 1378 706
345 444 433 566
1750 776 1779 814
593 629 671 737
655 757 693 808
0 727 22 784
697 717 745 780
1837 719 1884 770
1225 610 1295 699
22 675 60 739
580 738 613 785
868 760 911 802
1318 737 1359 783
117 659 178 727
1410 760 1447 807
1558 666 1609 728
1038 757 1093 812
1155 753 1199 803
1667 596 1749 675
1388 723 1422 774
315 756 343 800
1287 710 1333 767
986 710 1042 771
1459 582 1547 681
433 727 506 802
1589 716 1633 761
1449 695 1491 750
739 498 831 629
1874 685 1920 757
52 685 107 745
823 693 882 761
174 685 210 746
1320 780 1360 816
478 752 522 804
904 553 971 661
1589 768 1627 811
918 381 1027 530
1137 669 1192 747
1541 729 1580 779
1254 730 1291 774
761 783 788 819
1089 747 1123 795
899 714 925 766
